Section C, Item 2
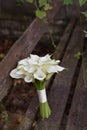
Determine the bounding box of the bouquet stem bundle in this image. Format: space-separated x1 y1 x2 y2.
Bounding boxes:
39 102 51 118
34 80 51 118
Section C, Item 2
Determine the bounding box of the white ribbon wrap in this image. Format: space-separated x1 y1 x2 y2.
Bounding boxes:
37 89 47 103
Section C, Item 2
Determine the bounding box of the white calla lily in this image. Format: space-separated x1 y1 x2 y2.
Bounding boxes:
46 65 64 73
24 74 33 83
34 69 46 81
10 68 24 79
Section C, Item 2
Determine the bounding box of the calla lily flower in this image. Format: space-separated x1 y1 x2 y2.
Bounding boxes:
34 69 46 81
24 74 34 83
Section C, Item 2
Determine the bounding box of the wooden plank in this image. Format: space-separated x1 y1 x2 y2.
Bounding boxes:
34 24 84 130
53 19 76 60
0 0 62 101
66 42 87 130
17 20 77 130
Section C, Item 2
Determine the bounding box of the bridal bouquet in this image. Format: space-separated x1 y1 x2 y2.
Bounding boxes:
10 54 64 118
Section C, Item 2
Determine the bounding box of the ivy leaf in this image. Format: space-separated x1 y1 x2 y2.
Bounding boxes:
63 0 73 5
39 0 47 7
79 0 87 6
44 3 53 10
25 0 33 3
35 10 46 19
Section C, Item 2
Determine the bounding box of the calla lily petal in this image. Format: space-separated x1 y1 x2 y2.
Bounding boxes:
18 58 29 65
56 65 65 72
40 54 51 62
56 60 60 63
34 69 46 81
28 55 39 65
24 65 36 73
30 54 39 59
46 65 64 73
46 66 58 73
24 75 33 83
49 60 60 64
16 70 24 75
10 69 23 79
28 59 38 65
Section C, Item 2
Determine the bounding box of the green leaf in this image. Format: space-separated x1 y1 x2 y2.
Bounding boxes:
63 0 73 5
39 0 47 7
25 0 33 3
79 0 87 6
44 3 52 10
35 10 46 19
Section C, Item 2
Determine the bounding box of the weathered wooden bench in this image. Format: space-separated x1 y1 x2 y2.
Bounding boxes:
0 1 87 130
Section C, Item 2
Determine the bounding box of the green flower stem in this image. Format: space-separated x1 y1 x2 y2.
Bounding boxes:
34 80 46 90
34 80 51 118
40 102 51 119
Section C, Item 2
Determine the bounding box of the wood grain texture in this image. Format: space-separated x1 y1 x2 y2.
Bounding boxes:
0 0 62 101
66 41 87 130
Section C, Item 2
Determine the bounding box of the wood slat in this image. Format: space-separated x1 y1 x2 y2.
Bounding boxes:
53 19 76 59
0 0 62 101
66 41 87 130
18 20 77 130
34 24 84 130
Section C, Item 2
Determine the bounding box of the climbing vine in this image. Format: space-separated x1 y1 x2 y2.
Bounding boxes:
16 0 53 19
